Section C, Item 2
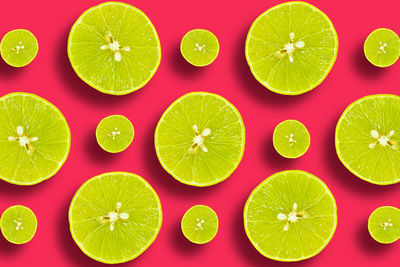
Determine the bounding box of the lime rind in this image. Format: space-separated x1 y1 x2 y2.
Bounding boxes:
0 205 37 244
368 206 400 244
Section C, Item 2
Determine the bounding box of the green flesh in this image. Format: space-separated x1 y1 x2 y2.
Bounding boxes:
0 29 38 67
0 205 37 244
368 206 400 244
96 115 134 153
273 120 310 158
181 205 218 244
364 28 400 67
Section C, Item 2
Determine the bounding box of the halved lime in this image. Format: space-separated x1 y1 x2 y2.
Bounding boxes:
273 120 310 158
363 28 400 67
335 94 400 185
96 115 134 153
0 92 71 185
245 1 338 95
68 2 161 95
180 29 219 67
154 92 245 187
368 206 400 244
181 205 218 244
0 205 37 244
69 172 162 264
0 29 38 67
244 170 337 262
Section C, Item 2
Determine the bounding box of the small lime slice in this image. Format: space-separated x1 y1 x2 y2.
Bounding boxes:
96 115 134 153
273 120 310 158
154 92 245 187
181 205 218 244
0 92 71 185
0 205 37 244
363 28 400 67
69 172 162 264
244 170 337 262
180 29 219 67
368 206 400 244
0 29 38 67
68 2 161 95
245 1 338 95
335 94 400 185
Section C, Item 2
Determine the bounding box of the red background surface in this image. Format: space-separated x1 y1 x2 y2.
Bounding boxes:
1 0 400 266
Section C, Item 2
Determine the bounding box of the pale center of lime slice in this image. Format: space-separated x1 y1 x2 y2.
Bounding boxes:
194 43 206 52
381 219 393 230
188 125 211 153
369 129 398 149
275 32 305 63
378 42 388 54
109 127 121 140
100 32 131 62
98 202 129 231
12 41 25 54
277 203 308 231
286 133 297 145
8 125 38 154
195 218 205 230
13 218 23 230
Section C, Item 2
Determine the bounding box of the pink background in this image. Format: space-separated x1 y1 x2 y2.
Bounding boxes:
1 0 400 266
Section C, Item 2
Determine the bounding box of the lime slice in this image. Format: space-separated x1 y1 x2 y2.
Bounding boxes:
181 205 218 244
273 120 310 158
245 1 338 95
368 206 400 244
0 205 37 244
244 170 337 262
154 92 245 187
335 94 400 185
363 28 400 67
180 29 219 67
69 172 162 264
67 2 161 95
96 115 134 153
0 92 71 185
0 29 38 67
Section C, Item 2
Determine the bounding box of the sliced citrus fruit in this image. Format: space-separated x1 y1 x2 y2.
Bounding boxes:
368 206 400 244
273 120 310 158
181 205 218 244
0 29 38 67
96 115 134 153
0 205 37 244
363 28 400 67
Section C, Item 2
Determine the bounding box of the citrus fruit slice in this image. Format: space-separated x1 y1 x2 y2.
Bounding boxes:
67 2 161 95
69 172 162 264
0 92 71 185
0 205 37 244
363 28 400 67
244 170 337 262
273 120 310 158
154 92 245 187
335 94 400 185
96 115 134 153
180 29 219 67
368 206 400 244
0 29 38 67
245 1 338 95
181 205 218 244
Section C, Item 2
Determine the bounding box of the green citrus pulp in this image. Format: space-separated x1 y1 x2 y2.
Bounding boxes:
180 29 219 67
363 28 400 67
0 92 71 185
96 115 134 153
368 206 400 244
245 1 338 95
0 29 38 67
181 205 219 244
273 120 310 158
336 94 400 185
244 170 337 262
68 2 161 95
154 92 245 187
0 205 37 244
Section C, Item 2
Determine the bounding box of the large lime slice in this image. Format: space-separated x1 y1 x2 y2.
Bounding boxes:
0 29 38 67
68 2 161 95
368 206 400 244
69 172 162 264
0 205 37 244
245 1 338 95
0 92 71 185
244 170 337 262
273 120 310 158
154 92 245 187
335 94 400 185
96 115 134 153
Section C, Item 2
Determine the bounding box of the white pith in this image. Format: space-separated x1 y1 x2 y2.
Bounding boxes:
194 43 206 52
109 127 121 140
188 125 211 153
378 42 387 54
12 41 25 54
195 218 205 230
369 129 397 149
381 219 393 230
8 126 38 154
286 133 296 145
14 218 23 230
277 203 307 231
98 202 129 231
100 32 130 62
275 32 305 63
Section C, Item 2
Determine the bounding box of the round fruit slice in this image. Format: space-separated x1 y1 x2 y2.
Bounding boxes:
364 28 400 67
0 205 37 244
0 29 38 67
69 172 162 264
181 205 218 244
180 29 219 67
368 206 400 244
335 94 400 185
96 115 134 153
0 92 71 185
154 92 245 187
273 120 310 158
244 170 337 262
68 2 161 95
245 1 338 95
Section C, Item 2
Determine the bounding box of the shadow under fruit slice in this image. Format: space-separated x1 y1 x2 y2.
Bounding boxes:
181 205 218 244
67 2 161 95
0 29 38 67
244 170 337 262
154 92 245 187
69 172 162 264
96 115 134 153
0 92 71 185
245 1 338 95
273 119 310 158
0 205 37 244
368 206 400 244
